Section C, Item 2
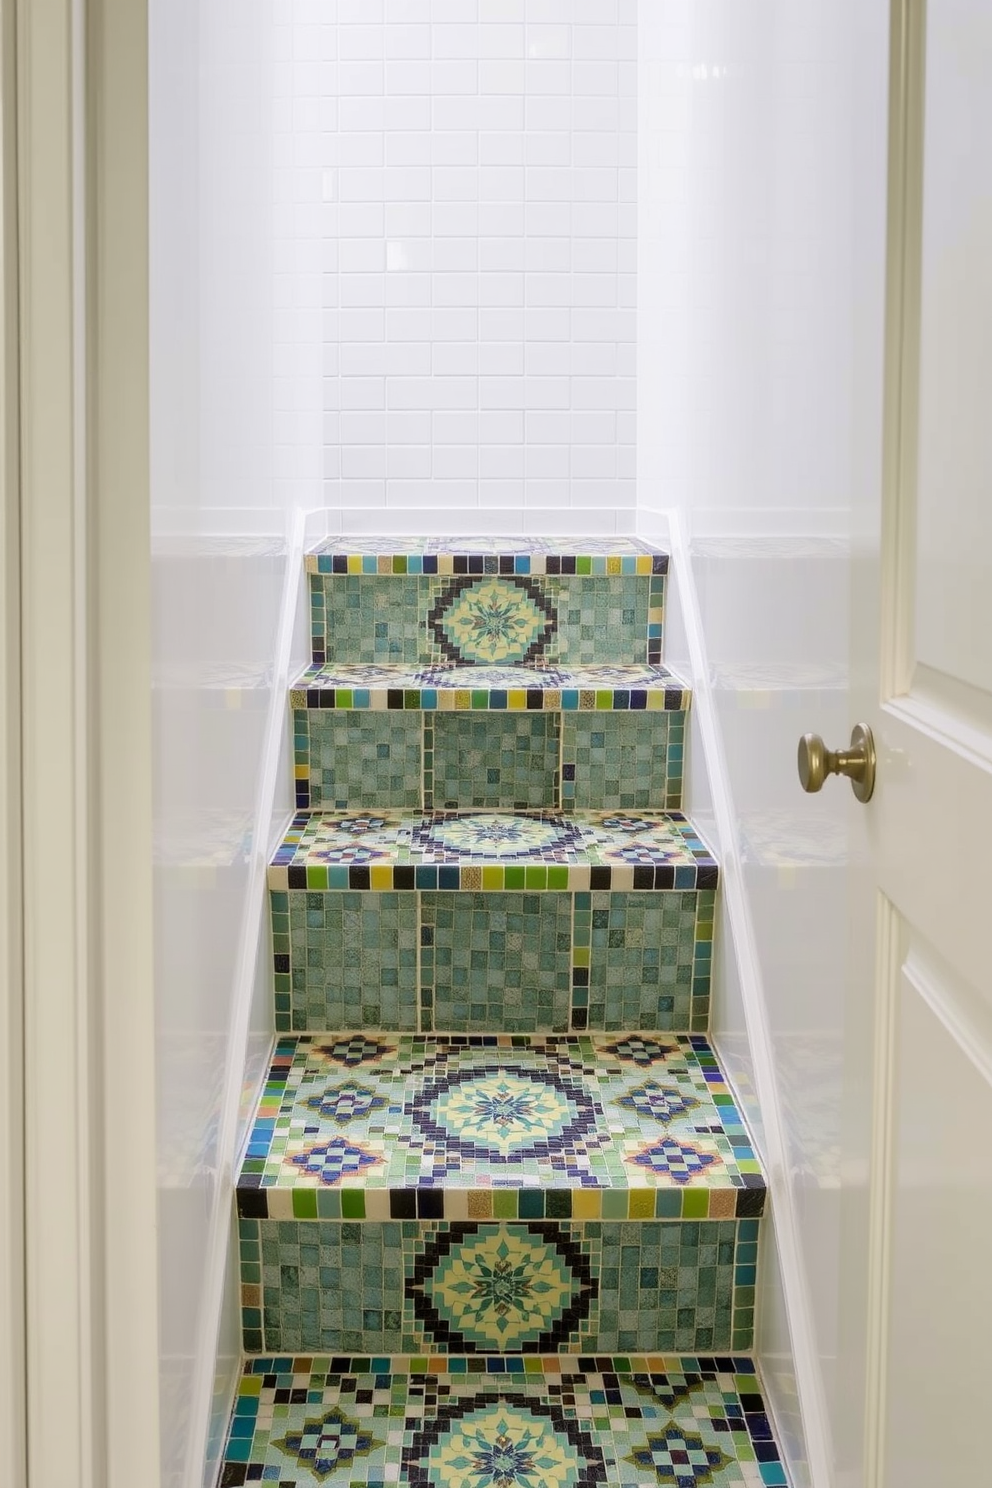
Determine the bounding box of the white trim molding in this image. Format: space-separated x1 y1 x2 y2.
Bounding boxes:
0 0 26 1477
18 0 160 1482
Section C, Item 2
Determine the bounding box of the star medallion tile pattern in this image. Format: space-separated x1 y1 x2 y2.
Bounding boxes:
236 1034 765 1219
428 577 557 666
238 1215 758 1355
308 570 666 668
408 1223 597 1353
219 1355 788 1487
268 809 718 893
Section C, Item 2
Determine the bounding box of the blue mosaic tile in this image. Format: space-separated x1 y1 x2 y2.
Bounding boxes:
236 1034 765 1216
239 1218 759 1355
289 661 691 713
269 808 719 893
310 573 664 668
219 1354 787 1488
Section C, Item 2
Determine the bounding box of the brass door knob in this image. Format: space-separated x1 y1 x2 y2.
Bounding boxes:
798 723 876 803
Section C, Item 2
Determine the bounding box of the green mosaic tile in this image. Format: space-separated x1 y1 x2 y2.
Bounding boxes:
572 891 715 1033
269 808 719 893
274 891 419 1032
310 572 663 668
561 712 684 812
312 573 423 665
220 1353 788 1488
294 709 423 810
239 1217 756 1356
550 575 654 665
427 713 560 811
421 893 573 1032
236 1034 766 1211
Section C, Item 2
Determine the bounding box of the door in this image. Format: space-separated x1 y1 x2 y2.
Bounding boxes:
839 4 992 1485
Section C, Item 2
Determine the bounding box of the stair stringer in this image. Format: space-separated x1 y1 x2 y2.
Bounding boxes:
638 507 824 1488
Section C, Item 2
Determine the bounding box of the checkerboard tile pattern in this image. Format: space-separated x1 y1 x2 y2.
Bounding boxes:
219 1355 787 1487
236 1034 765 1218
238 1217 759 1357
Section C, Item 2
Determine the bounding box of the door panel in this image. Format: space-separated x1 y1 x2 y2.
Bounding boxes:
847 4 992 1486
914 2 992 702
885 934 992 1486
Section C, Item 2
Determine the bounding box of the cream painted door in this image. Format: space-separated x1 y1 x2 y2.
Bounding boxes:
840 4 992 1485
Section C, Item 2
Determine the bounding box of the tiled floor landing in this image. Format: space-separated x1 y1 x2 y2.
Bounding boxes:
219 1354 787 1486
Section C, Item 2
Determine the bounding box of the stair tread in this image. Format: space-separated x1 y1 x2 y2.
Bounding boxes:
219 1353 787 1487
291 660 690 711
236 1033 764 1220
307 533 668 576
269 809 717 892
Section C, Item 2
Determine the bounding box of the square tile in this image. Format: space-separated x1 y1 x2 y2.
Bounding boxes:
219 1354 787 1488
273 891 419 1032
241 1217 755 1356
427 713 560 810
573 891 714 1032
562 712 683 812
237 1034 765 1210
421 892 573 1032
295 710 423 810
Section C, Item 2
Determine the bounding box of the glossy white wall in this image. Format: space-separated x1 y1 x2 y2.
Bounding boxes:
150 4 309 1485
637 4 889 1486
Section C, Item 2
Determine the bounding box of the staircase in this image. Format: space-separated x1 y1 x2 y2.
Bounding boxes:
219 535 788 1487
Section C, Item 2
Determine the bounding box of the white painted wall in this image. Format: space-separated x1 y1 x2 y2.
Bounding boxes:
637 4 890 1486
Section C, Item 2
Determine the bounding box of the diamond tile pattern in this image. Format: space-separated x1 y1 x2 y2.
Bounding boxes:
223 535 783 1485
219 1356 787 1487
311 573 664 668
238 1217 759 1355
236 1034 764 1215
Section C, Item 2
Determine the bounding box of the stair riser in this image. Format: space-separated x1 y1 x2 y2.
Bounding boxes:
238 1218 758 1356
293 708 686 813
310 571 666 668
271 888 714 1034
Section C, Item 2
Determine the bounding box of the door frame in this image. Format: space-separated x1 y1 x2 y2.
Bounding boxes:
11 0 160 1483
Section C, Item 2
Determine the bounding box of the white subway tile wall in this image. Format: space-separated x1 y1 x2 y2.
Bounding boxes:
274 0 637 512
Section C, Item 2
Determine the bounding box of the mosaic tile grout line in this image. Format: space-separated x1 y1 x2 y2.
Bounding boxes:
272 888 715 1035
219 1352 789 1487
295 706 687 815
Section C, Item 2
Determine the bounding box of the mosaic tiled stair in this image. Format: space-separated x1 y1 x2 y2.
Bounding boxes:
235 1034 764 1356
223 535 784 1485
268 810 717 1033
290 662 690 812
219 1355 788 1488
307 536 667 669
